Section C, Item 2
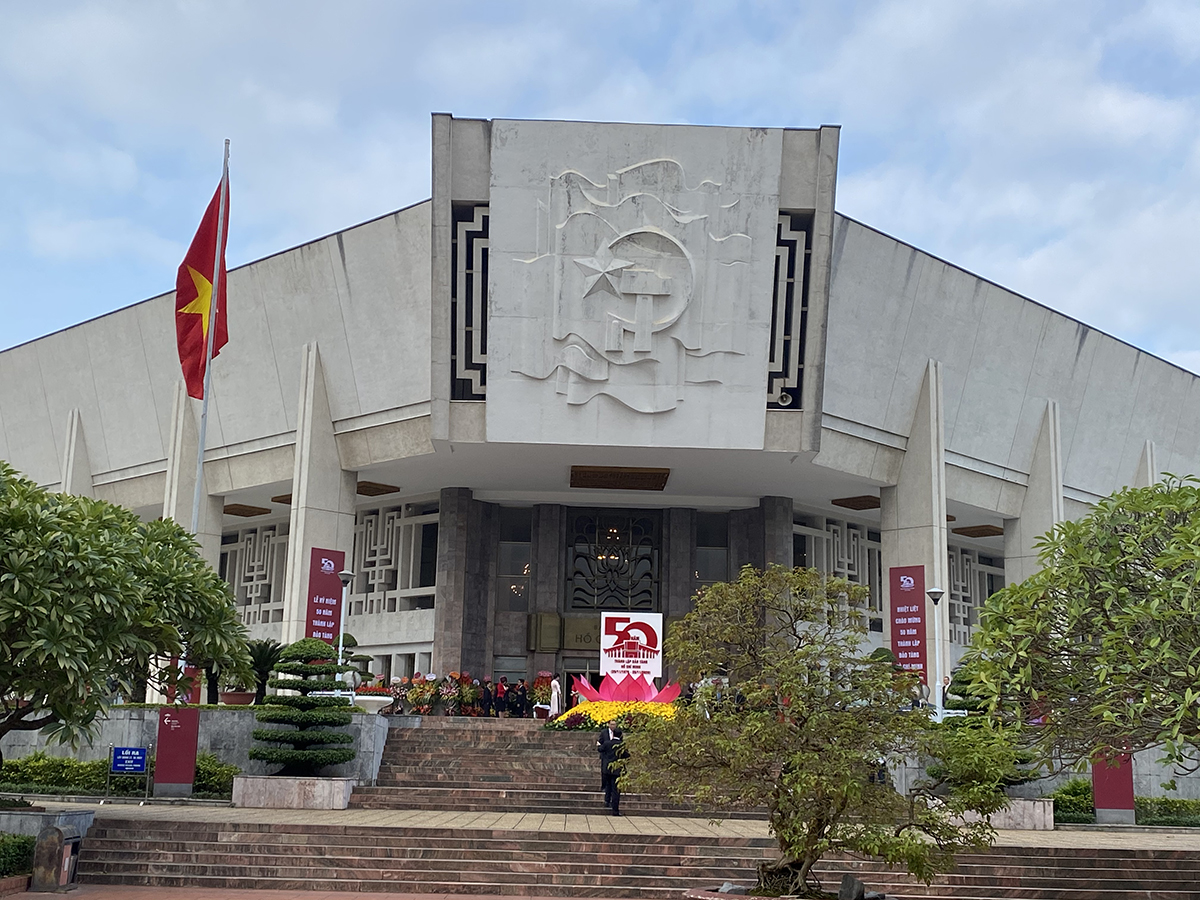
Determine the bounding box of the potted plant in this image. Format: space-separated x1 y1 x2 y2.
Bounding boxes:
354 681 395 714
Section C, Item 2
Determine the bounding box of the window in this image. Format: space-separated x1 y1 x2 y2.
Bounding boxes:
497 507 532 612
695 512 729 587
351 500 440 616
567 509 661 611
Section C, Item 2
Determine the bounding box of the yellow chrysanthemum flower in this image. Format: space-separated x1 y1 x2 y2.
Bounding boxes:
551 700 676 727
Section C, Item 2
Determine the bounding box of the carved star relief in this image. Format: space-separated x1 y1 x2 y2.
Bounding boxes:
574 244 633 299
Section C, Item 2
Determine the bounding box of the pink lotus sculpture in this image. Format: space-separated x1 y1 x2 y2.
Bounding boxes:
572 674 680 704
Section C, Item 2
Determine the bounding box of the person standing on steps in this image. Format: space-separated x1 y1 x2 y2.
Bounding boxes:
481 677 494 717
597 719 624 815
495 677 508 717
549 675 562 717
509 678 528 718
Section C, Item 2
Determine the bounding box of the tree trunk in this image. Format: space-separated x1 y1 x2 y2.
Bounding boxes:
130 662 149 704
204 666 220 705
757 856 822 898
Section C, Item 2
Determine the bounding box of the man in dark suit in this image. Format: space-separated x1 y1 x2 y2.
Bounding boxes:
597 719 624 815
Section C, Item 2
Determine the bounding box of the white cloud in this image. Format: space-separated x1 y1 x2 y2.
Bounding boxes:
27 212 180 266
1 0 1199 369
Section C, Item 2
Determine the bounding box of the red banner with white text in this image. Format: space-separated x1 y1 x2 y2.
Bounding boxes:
889 565 927 684
306 548 346 646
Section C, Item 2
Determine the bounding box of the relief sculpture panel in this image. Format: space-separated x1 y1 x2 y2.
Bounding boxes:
486 121 782 449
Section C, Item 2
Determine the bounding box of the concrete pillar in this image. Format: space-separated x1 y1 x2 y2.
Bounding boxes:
761 496 794 568
1003 400 1065 585
881 360 949 690
664 508 696 618
1134 439 1158 488
433 487 494 677
528 504 565 673
59 408 93 498
730 506 764 572
280 343 357 644
162 381 222 567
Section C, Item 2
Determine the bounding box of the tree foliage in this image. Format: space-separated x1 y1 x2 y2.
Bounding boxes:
622 565 1012 896
249 637 356 775
964 476 1200 772
0 461 249 759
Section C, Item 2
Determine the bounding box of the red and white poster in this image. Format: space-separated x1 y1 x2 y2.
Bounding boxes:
888 565 927 683
600 612 663 680
306 548 346 645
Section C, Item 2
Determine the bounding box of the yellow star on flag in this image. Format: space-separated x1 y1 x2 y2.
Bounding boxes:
179 266 214 338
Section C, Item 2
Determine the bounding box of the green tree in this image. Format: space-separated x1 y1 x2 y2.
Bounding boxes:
247 639 283 704
249 637 356 776
965 476 1200 773
622 565 1012 897
0 461 249 759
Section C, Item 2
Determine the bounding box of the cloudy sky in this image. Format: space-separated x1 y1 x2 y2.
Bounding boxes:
2 0 1198 369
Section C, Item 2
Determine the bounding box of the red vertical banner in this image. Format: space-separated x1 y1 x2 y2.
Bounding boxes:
1092 753 1135 822
154 706 200 796
306 548 346 645
889 565 927 683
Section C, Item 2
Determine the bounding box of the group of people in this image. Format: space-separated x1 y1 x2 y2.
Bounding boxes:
480 676 528 717
477 675 563 717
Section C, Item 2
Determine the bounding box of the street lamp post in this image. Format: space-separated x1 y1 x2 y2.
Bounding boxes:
926 586 944 721
336 570 354 702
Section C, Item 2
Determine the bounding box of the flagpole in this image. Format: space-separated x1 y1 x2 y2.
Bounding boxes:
190 139 230 536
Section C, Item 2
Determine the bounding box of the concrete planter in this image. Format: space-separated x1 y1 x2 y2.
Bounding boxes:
960 798 1054 830
232 774 355 809
0 808 94 838
353 695 393 714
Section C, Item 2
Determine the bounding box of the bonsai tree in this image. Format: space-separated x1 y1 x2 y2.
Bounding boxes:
249 637 356 776
622 565 1013 897
246 639 283 704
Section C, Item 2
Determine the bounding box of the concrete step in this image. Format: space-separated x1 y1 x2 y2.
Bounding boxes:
79 817 1200 899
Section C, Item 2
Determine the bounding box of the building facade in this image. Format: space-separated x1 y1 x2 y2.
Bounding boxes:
2 115 1196 691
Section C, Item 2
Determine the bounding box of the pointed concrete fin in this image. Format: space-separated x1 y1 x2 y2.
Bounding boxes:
1028 400 1064 526
280 342 357 643
60 409 93 497
1004 400 1065 584
1134 439 1158 488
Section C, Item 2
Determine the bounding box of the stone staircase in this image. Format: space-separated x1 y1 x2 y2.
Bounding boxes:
78 817 776 896
349 717 761 818
76 815 1200 898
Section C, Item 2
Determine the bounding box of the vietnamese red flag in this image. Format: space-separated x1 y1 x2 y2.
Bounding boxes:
175 179 229 399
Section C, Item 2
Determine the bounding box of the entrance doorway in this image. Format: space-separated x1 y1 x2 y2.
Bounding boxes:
563 656 602 710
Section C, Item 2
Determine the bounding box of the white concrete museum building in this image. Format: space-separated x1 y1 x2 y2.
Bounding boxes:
1 115 1194 692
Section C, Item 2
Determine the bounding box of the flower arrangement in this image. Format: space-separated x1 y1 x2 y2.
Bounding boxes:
405 673 438 715
356 683 392 696
458 673 482 715
546 699 676 730
530 671 553 706
439 675 461 715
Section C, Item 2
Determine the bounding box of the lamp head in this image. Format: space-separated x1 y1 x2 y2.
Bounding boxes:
926 587 945 605
338 570 355 588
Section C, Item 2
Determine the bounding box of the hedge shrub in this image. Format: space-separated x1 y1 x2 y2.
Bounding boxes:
0 751 238 798
1135 796 1200 826
0 833 35 878
1047 778 1095 824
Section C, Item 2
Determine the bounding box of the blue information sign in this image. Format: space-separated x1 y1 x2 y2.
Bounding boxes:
111 747 148 774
